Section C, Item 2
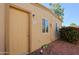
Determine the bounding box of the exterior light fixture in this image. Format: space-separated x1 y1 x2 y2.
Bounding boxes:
32 14 36 24
32 14 35 17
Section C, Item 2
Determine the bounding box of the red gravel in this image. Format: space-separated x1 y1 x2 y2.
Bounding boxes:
29 39 79 55
48 39 79 55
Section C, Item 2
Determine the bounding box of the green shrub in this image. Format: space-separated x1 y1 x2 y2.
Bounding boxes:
77 28 79 39
41 44 48 49
59 27 79 43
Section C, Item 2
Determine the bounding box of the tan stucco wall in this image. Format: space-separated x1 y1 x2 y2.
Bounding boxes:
11 3 57 52
0 3 62 54
54 17 62 40
9 7 29 54
0 4 5 54
56 18 62 29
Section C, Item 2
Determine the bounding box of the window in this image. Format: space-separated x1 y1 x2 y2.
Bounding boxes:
42 19 45 32
45 20 48 32
56 23 59 32
42 19 49 33
56 23 57 32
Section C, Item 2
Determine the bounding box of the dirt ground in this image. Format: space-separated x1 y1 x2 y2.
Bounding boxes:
29 39 79 55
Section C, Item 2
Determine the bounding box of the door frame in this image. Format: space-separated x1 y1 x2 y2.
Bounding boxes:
5 4 31 54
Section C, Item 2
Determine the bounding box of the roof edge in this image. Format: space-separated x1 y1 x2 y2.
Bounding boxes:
31 3 62 22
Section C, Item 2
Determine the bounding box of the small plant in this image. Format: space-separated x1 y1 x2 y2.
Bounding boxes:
41 44 48 49
40 44 48 54
59 27 79 43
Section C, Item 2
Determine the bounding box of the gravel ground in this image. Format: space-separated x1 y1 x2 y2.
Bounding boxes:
29 39 79 55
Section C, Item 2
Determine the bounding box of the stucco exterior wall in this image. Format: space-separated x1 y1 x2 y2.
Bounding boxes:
11 3 58 52
0 3 62 54
54 17 62 40
0 4 5 54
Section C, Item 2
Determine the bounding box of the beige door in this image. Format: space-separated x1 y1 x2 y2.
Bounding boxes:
8 6 29 54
